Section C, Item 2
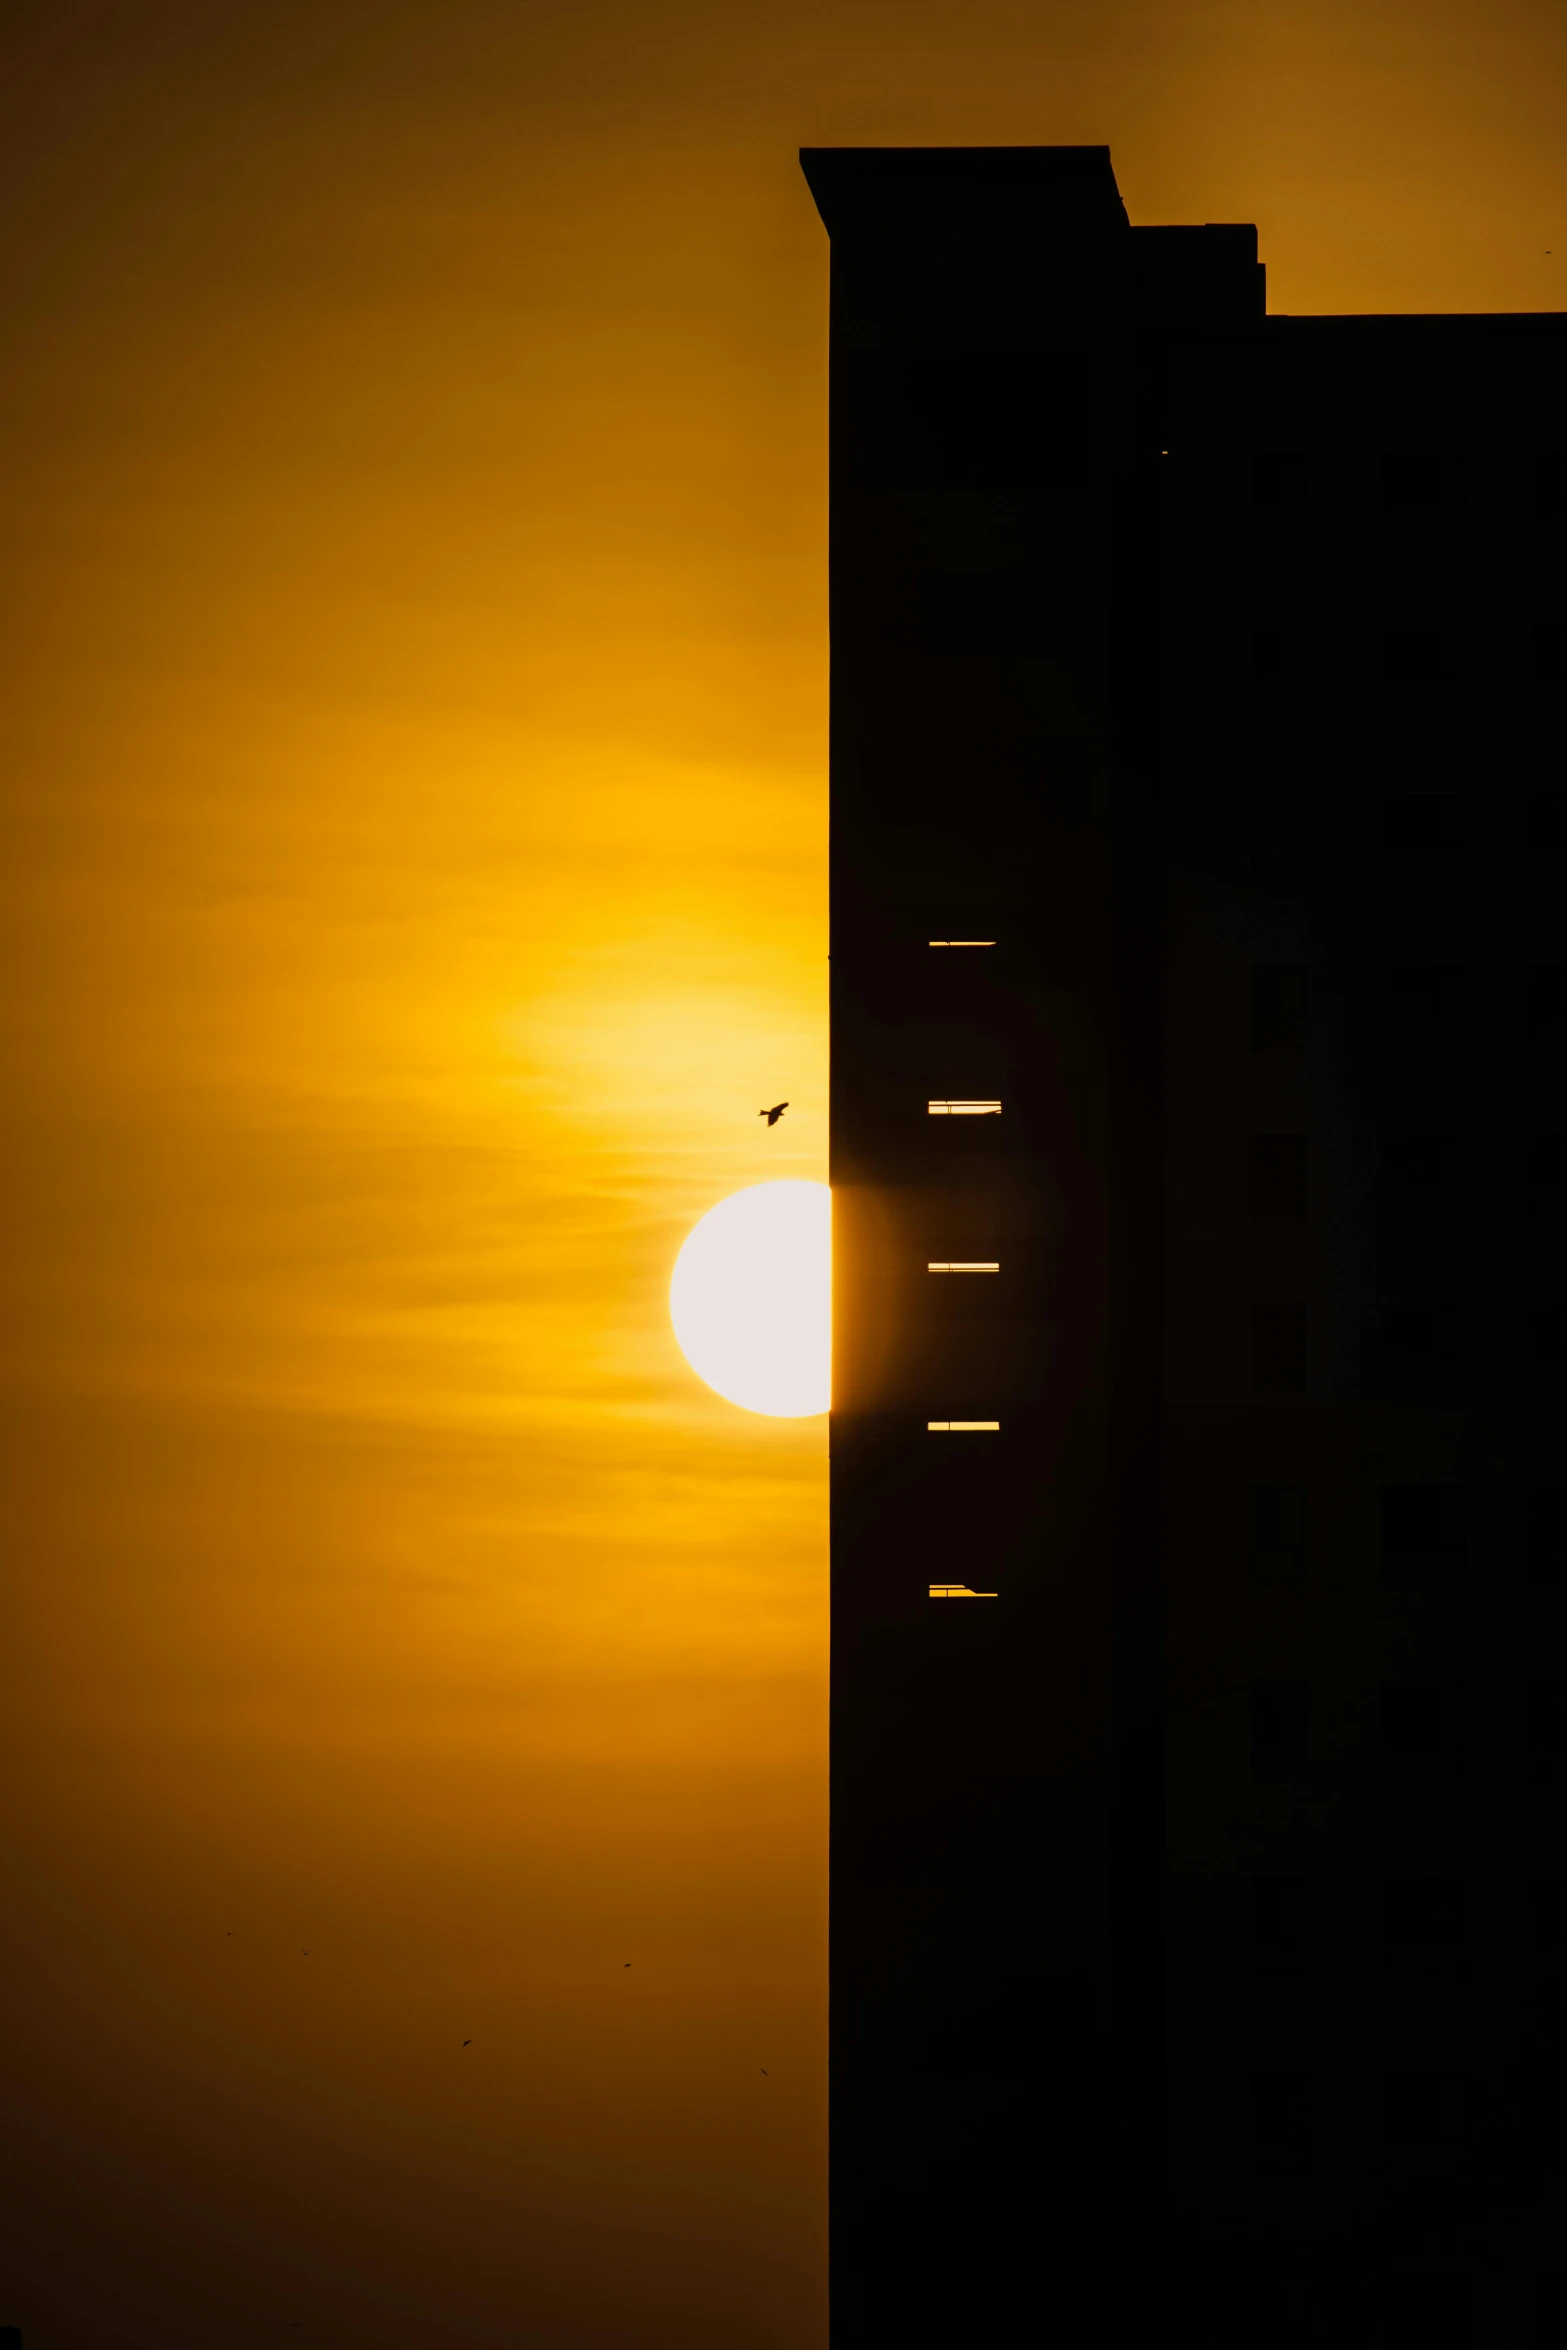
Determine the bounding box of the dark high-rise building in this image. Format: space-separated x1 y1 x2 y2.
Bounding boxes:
803 144 1567 2348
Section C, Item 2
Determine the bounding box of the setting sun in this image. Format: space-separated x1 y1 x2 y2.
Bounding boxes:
670 1180 831 1416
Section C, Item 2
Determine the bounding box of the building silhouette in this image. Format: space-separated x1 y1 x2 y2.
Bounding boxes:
803 145 1567 2348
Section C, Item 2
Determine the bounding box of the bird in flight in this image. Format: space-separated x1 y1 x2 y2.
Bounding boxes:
759 1102 788 1126
463 2040 471 2048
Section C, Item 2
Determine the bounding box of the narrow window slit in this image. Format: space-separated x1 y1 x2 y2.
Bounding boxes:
927 1420 1001 1432
928 940 997 948
928 1262 1000 1273
928 1100 1002 1116
929 1583 998 1599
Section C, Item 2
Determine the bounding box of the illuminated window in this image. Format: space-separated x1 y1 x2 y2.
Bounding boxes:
927 1420 1000 1432
929 1582 997 1599
927 1100 1002 1116
927 1262 1000 1273
927 940 996 948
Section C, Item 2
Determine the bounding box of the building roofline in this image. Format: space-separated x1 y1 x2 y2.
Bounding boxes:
799 144 1129 237
1262 310 1567 332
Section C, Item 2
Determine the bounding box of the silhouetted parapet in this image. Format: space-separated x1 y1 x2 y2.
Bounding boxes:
800 140 1129 238
799 142 1263 329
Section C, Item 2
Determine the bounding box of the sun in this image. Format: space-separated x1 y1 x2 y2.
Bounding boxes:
670 1180 831 1417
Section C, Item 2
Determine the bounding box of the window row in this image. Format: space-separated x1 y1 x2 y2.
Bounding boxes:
1249 961 1567 1050
1248 1301 1567 1394
1245 1132 1567 1219
1251 447 1567 539
1249 1481 1566 1588
1250 621 1565 705
1248 792 1567 884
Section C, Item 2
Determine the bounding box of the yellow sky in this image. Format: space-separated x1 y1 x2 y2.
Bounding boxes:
1 1 1564 2342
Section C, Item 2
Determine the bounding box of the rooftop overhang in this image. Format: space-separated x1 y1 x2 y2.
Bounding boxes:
799 145 1131 242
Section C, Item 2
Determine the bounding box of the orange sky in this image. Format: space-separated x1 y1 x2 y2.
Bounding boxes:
1 3 1564 2343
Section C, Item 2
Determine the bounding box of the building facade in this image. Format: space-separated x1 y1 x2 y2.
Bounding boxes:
804 144 1567 2347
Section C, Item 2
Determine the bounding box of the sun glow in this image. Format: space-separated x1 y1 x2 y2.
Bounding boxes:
670 1181 831 1417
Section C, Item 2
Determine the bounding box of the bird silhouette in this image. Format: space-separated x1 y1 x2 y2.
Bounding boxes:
463 2040 471 2048
759 1102 788 1126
